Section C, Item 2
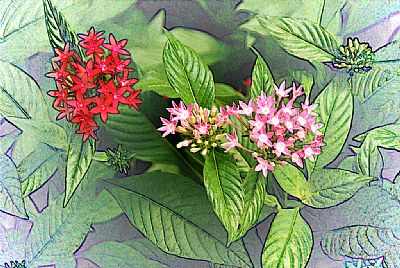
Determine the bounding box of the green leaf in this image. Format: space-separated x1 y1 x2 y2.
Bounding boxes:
105 171 253 267
321 225 400 263
104 91 202 182
64 134 95 206
0 118 20 154
91 189 123 223
262 208 313 268
204 148 244 244
342 0 400 35
236 0 324 23
25 162 116 267
257 17 338 63
215 83 246 104
305 168 374 208
292 70 314 98
351 68 399 101
308 77 353 174
43 0 83 57
80 241 168 268
134 76 178 98
163 31 215 109
18 143 61 197
0 60 49 120
354 122 400 177
249 50 275 99
271 164 309 202
0 154 27 219
374 40 400 63
0 0 138 62
238 167 266 238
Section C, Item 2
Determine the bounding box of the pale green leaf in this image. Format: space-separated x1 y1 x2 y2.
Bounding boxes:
91 189 123 223
0 0 137 62
236 0 324 23
215 82 246 104
204 148 244 244
0 60 49 120
271 164 309 202
0 154 27 219
64 134 95 206
0 118 20 154
305 168 374 208
351 68 399 102
250 50 275 99
262 208 313 268
18 143 61 197
374 40 400 63
81 241 168 268
257 17 338 63
307 76 353 174
105 171 253 267
322 225 400 263
135 77 178 98
163 31 215 109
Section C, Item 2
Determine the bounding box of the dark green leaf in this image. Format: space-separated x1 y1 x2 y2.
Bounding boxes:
305 168 374 208
262 208 313 268
307 77 353 174
257 17 338 63
163 31 215 109
271 164 309 202
64 134 95 206
250 50 275 99
238 168 266 238
0 154 27 219
43 0 83 57
105 171 253 267
204 148 244 244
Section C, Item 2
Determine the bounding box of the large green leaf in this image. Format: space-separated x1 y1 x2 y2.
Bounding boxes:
0 0 137 62
25 163 116 267
321 225 400 266
104 91 202 182
0 154 27 219
262 208 313 268
236 0 324 23
374 40 400 63
257 17 338 63
307 77 353 174
250 50 275 99
351 68 399 102
18 143 62 197
271 164 309 202
105 171 253 267
80 241 168 268
354 122 400 178
0 60 49 120
64 134 95 206
135 76 178 98
215 83 246 104
305 168 374 208
163 31 215 109
204 148 244 244
238 167 266 238
43 0 84 57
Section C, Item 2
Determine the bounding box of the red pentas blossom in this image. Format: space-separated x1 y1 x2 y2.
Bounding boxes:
46 27 142 142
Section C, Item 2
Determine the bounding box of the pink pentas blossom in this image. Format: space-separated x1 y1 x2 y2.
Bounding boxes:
274 81 291 98
195 121 211 135
221 129 242 152
292 82 304 98
238 99 256 116
255 157 275 177
291 150 305 168
157 115 178 137
273 136 293 157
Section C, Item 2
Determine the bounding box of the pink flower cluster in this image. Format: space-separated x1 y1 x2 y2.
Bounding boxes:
158 80 325 177
158 102 227 155
220 81 325 176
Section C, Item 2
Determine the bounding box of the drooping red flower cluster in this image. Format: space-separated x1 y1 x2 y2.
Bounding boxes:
46 27 142 141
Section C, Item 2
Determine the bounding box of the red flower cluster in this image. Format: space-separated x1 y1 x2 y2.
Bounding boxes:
47 27 142 141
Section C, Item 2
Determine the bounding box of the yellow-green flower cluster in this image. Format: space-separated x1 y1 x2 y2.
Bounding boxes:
334 37 374 73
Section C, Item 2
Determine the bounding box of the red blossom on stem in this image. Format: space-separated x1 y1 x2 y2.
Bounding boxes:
46 27 142 142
